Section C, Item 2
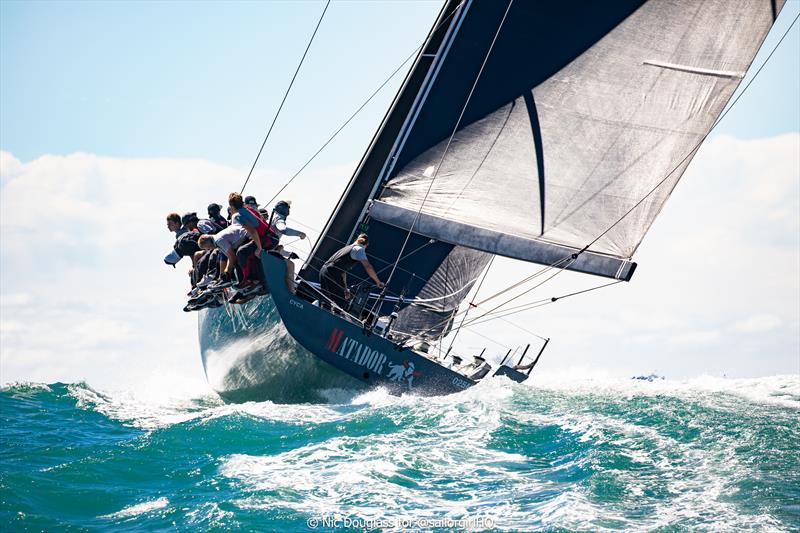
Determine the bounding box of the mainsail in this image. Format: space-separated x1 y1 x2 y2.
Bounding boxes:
302 0 784 340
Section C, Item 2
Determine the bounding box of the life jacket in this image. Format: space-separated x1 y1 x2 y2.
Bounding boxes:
244 205 279 250
324 244 359 273
239 206 280 282
210 214 228 230
173 231 201 259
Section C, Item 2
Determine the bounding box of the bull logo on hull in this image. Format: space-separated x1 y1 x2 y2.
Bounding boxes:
387 360 422 390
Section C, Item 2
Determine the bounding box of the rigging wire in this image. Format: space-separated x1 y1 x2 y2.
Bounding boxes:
466 280 624 328
262 1 467 207
458 258 574 329
381 0 515 293
240 0 331 194
446 255 495 354
398 252 572 347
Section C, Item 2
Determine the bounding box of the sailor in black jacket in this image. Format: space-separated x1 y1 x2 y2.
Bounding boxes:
319 233 383 310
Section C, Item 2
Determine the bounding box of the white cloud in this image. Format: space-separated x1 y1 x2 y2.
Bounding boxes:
1 292 31 307
731 314 783 334
670 330 722 345
0 321 24 333
0 133 798 387
0 149 356 389
0 151 23 186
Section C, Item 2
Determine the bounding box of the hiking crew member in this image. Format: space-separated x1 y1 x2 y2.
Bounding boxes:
245 195 272 219
166 212 186 238
207 203 228 230
182 212 222 235
319 234 383 310
193 246 220 287
198 224 250 284
164 212 190 266
228 192 278 288
268 200 306 293
179 212 222 281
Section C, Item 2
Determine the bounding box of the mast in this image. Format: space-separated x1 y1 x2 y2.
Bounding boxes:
300 0 467 283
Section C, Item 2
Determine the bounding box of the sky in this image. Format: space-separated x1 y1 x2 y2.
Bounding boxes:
1 0 798 393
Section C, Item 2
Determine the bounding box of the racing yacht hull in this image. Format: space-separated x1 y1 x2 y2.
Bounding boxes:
198 294 364 403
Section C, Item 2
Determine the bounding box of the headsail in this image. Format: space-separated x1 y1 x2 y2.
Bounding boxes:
302 0 785 340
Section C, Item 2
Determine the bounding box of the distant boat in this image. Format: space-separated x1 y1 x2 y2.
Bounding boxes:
199 0 786 402
632 374 665 382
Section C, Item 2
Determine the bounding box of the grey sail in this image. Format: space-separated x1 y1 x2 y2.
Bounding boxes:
391 246 491 341
301 0 784 343
371 0 785 278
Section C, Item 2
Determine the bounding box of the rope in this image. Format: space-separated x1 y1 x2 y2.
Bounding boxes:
472 254 573 308
398 251 571 346
466 280 624 328
240 0 331 193
459 258 574 330
446 255 495 354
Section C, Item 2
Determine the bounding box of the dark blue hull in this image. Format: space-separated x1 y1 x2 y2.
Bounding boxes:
262 252 528 396
197 252 530 402
197 294 364 403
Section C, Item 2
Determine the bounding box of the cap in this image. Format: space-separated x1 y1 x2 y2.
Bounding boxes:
207 203 222 214
244 195 258 207
452 355 463 363
164 249 181 266
181 212 199 225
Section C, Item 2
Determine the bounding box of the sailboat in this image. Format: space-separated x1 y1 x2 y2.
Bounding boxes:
198 0 787 402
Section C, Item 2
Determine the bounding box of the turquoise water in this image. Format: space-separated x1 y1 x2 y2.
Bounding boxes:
1 376 798 531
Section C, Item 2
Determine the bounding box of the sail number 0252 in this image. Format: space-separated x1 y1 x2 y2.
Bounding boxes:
452 377 471 389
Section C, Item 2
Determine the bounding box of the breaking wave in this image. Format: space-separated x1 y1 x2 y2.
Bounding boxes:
1 375 798 530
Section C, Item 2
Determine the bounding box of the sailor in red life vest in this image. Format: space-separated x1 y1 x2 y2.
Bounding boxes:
227 192 278 297
319 233 384 310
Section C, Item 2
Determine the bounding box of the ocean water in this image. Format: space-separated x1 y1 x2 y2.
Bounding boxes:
1 375 798 531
